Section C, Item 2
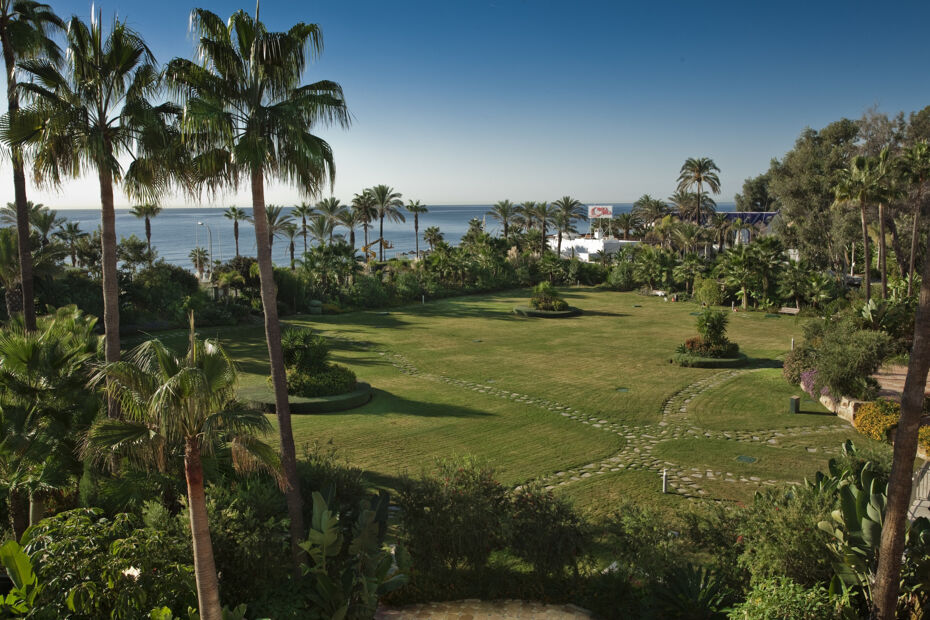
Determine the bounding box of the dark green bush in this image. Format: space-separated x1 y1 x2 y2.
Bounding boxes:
285 364 357 397
782 344 816 384
696 308 729 345
606 262 637 291
529 282 569 311
812 319 892 400
350 275 391 308
729 577 844 619
694 276 724 306
508 485 588 577
281 328 329 373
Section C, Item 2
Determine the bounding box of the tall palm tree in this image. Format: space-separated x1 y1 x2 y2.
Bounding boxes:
27 206 59 246
405 199 428 259
53 221 86 266
834 154 881 302
167 10 349 569
264 205 294 251
86 330 278 620
369 184 404 261
0 227 61 320
490 199 519 242
189 247 208 280
632 194 670 226
710 213 730 252
352 189 377 249
0 199 44 227
292 202 315 255
423 225 442 252
523 201 556 255
677 157 721 226
552 196 586 255
896 141 930 296
283 223 299 270
336 205 359 250
0 0 63 333
613 212 638 240
717 245 756 309
223 206 248 257
129 203 161 255
872 149 895 299
306 213 335 247
315 197 346 243
8 14 181 389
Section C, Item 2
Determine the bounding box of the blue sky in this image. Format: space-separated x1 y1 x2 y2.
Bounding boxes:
4 0 930 208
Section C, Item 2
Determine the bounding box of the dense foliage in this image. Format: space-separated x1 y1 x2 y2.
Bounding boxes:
278 328 357 397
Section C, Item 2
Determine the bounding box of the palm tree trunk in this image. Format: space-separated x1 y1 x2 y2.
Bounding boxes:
99 166 121 417
3 32 36 333
379 215 384 261
540 223 547 255
872 240 930 619
233 221 239 257
861 205 872 302
28 493 44 527
302 216 307 255
8 489 28 540
908 186 922 297
363 221 369 248
414 217 419 259
557 230 563 256
145 216 152 253
349 227 355 249
878 202 888 299
250 170 304 575
184 439 223 620
887 218 908 280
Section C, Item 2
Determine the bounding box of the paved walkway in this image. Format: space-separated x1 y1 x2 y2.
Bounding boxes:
874 365 930 401
376 599 592 619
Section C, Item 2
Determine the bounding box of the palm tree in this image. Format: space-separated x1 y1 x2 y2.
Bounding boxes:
27 206 60 246
552 196 586 255
1 0 63 333
223 207 248 257
315 197 346 243
129 203 161 255
490 199 520 242
264 205 295 251
306 214 335 247
189 247 208 280
778 259 809 309
423 226 443 252
167 10 349 569
292 202 315 255
896 142 930 296
717 245 756 309
369 185 404 261
673 254 705 294
834 155 881 302
871 149 895 300
523 201 556 255
710 213 730 252
0 227 61 317
0 200 44 227
613 212 638 240
405 200 428 259
632 194 669 226
336 206 360 250
283 223 299 270
677 157 721 226
86 330 278 620
8 14 180 385
352 190 377 249
53 221 86 266
673 222 703 255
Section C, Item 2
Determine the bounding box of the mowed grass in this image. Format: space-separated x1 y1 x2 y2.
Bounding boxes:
688 369 840 431
157 288 874 511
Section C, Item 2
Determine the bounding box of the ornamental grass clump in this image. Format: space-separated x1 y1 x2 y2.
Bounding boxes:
676 308 739 359
529 282 569 311
277 328 357 397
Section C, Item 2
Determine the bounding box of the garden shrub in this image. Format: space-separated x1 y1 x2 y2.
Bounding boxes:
728 577 842 620
694 276 724 306
810 318 892 400
782 345 816 384
529 282 568 311
350 275 391 308
854 399 900 441
508 485 588 577
919 426 930 454
696 308 729 345
285 364 357 397
606 262 637 291
282 328 329 373
678 336 739 358
675 308 740 361
394 271 423 301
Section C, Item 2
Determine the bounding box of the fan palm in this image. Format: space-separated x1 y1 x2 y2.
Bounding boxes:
1 0 63 332
0 200 44 227
490 199 519 242
315 197 346 243
27 206 60 245
717 245 756 309
0 226 61 317
166 9 349 565
677 158 721 225
85 329 279 620
7 14 182 380
306 213 335 247
189 247 208 280
673 222 703 255
710 213 730 252
129 203 161 255
53 221 86 266
223 206 249 257
552 196 586 255
896 141 930 296
834 154 882 302
336 205 360 249
283 223 299 270
673 254 706 294
263 205 294 252
405 200 428 259
292 202 315 255
632 194 670 226
871 149 895 299
369 185 404 261
613 212 638 240
352 190 377 249
523 201 556 255
423 226 443 252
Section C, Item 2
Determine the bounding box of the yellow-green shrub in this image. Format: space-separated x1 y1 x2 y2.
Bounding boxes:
854 399 900 441
919 426 930 455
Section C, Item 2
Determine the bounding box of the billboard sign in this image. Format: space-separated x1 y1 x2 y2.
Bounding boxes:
588 205 613 219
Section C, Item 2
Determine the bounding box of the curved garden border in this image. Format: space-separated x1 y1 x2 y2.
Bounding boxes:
246 382 372 414
512 306 582 318
670 352 749 368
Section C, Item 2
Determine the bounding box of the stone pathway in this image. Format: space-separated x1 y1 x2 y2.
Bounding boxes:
375 599 592 619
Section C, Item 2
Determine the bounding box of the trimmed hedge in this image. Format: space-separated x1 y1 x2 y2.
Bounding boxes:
248 382 372 414
512 306 581 318
670 352 749 368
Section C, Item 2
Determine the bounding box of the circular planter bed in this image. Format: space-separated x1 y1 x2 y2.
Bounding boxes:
513 306 582 318
246 382 372 414
670 352 749 368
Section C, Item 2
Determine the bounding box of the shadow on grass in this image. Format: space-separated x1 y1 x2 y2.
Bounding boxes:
581 310 630 318
745 358 784 370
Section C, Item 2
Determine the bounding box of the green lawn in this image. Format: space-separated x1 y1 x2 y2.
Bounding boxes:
170 288 886 515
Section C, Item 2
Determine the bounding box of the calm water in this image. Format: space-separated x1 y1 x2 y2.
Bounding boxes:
58 203 736 268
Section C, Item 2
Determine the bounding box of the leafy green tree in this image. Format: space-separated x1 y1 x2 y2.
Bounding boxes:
673 254 705 294
405 199 428 259
117 234 154 275
551 196 586 255
8 14 181 383
778 260 809 309
0 227 61 317
293 202 315 255
369 185 404 261
86 332 279 620
423 226 442 252
0 0 63 333
734 172 778 211
677 157 721 225
490 199 519 241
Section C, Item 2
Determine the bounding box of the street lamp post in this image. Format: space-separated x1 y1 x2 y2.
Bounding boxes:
197 221 213 280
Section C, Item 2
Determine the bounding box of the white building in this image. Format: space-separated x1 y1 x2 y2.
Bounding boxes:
548 230 640 262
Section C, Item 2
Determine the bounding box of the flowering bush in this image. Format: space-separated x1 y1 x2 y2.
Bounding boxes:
854 400 900 441
800 369 829 399
919 426 930 454
679 336 740 358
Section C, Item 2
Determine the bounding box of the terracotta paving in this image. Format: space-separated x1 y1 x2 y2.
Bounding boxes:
375 599 592 619
874 365 930 401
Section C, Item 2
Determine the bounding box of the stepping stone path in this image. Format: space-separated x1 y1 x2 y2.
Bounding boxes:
349 339 852 501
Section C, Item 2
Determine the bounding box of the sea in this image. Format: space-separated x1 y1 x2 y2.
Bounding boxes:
57 203 737 268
